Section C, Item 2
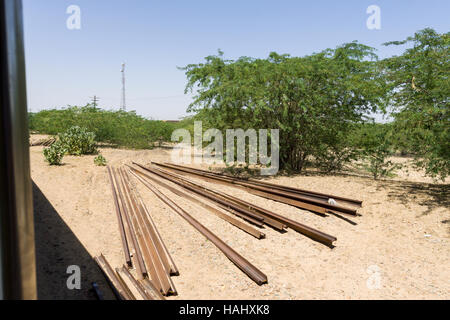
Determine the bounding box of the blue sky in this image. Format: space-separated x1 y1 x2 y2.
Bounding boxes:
23 0 449 120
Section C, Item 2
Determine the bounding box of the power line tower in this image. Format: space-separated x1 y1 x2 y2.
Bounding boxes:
90 95 100 108
120 62 126 111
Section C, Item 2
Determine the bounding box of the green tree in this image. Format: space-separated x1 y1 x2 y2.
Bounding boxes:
182 44 387 171
353 123 400 179
383 28 449 179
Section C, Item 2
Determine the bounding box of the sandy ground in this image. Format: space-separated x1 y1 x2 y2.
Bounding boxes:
30 137 449 300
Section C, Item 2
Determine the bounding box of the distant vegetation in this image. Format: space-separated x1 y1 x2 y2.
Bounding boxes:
182 28 449 180
31 28 449 180
29 105 193 149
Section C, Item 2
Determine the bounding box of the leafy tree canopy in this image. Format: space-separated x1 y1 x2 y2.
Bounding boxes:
182 43 388 171
383 28 449 179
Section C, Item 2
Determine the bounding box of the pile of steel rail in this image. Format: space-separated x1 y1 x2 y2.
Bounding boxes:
94 254 165 300
29 137 55 147
94 166 179 300
151 162 362 217
97 162 362 296
130 162 363 247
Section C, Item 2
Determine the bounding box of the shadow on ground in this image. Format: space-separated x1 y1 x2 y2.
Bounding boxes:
33 181 115 300
382 180 450 216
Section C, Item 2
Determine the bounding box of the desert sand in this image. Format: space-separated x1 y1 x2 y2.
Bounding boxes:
30 136 449 300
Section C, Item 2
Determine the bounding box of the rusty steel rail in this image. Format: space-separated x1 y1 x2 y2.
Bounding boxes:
119 167 168 293
116 267 148 299
151 163 331 216
118 168 177 296
128 173 180 277
112 167 147 279
117 266 164 300
128 165 265 239
121 168 178 291
111 167 146 276
133 162 284 230
115 267 137 300
94 254 135 300
153 162 358 216
135 195 179 276
154 162 356 215
120 166 179 276
159 162 363 207
245 188 328 216
134 163 337 247
141 278 166 300
134 163 281 229
131 169 268 285
107 166 132 266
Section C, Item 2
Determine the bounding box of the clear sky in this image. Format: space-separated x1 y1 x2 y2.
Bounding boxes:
23 0 449 120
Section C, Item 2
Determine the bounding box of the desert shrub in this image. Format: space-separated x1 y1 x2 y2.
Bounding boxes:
314 130 361 173
43 142 66 165
29 105 191 149
354 124 401 179
315 146 360 173
58 126 97 155
94 154 107 166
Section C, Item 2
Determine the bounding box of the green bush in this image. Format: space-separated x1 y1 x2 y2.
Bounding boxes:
29 105 191 150
314 130 361 173
353 124 401 179
58 126 97 156
94 154 107 166
43 142 66 165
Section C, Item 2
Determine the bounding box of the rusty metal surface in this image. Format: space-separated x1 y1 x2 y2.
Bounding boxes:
119 265 155 300
128 165 265 239
135 163 336 247
246 188 329 216
154 166 329 217
112 167 147 279
135 163 266 224
119 168 177 296
141 278 166 300
106 166 179 297
154 162 359 215
115 267 137 300
107 166 131 266
135 195 179 276
131 169 268 285
133 163 283 229
160 162 362 207
94 254 134 300
124 168 179 276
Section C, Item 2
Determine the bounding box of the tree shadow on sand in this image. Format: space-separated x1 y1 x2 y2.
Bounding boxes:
33 181 115 300
380 180 450 217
